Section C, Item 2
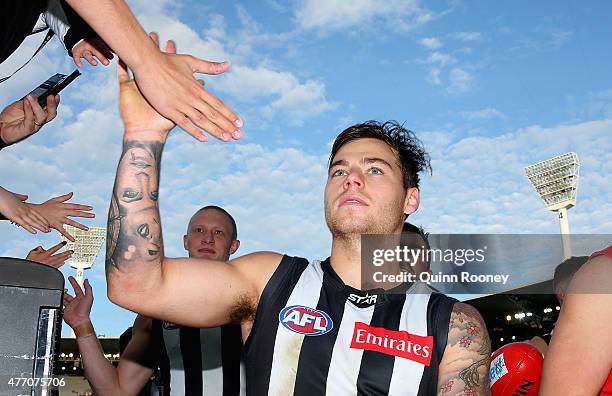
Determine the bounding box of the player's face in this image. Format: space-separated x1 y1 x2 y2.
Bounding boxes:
116 147 158 208
184 209 236 261
324 138 418 236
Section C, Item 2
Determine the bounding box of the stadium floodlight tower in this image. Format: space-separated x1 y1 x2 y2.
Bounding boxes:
60 225 106 288
525 152 580 259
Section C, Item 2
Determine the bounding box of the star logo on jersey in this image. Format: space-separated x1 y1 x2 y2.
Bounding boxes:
350 322 433 365
347 293 378 308
279 305 333 336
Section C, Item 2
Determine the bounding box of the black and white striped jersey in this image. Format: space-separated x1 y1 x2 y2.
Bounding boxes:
244 255 457 396
152 321 245 396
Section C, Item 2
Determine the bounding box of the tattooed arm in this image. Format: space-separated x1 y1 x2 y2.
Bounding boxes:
437 303 492 396
106 36 280 328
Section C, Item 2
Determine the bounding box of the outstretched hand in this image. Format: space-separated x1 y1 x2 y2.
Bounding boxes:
72 36 114 67
0 94 60 145
26 241 73 268
118 34 176 138
130 33 243 142
0 187 49 234
26 192 94 242
63 276 94 329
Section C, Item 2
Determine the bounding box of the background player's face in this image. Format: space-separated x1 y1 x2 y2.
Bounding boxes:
183 209 238 261
324 138 418 236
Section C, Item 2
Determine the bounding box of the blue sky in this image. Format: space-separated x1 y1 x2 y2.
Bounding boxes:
1 0 611 336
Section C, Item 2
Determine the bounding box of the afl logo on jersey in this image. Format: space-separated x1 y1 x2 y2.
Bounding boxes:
279 305 333 336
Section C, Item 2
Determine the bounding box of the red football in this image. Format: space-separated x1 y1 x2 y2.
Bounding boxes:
489 342 543 396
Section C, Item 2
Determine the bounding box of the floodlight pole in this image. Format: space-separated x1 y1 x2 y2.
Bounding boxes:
524 152 579 262
558 207 572 259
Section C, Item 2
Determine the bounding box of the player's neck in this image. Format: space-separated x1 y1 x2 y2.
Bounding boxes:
330 235 363 289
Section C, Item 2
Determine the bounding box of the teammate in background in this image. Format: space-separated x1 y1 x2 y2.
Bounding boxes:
401 222 433 279
540 246 612 395
529 255 588 355
63 206 245 395
105 36 491 395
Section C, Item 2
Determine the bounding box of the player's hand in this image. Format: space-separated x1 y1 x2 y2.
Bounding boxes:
72 36 114 67
0 187 50 234
63 276 94 328
26 241 73 269
0 95 60 145
118 33 178 138
26 192 94 242
131 32 243 142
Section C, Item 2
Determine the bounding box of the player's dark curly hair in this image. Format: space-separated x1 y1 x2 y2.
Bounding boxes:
328 120 431 189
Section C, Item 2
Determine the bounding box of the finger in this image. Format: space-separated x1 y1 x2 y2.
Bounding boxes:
31 246 43 253
199 89 243 134
84 51 98 66
64 211 95 219
27 94 48 124
21 212 50 233
15 217 37 234
68 276 83 296
148 32 160 47
84 278 93 297
73 54 83 68
51 192 73 203
56 226 76 242
48 250 72 268
64 218 89 231
15 193 28 201
174 115 208 142
184 105 232 142
165 39 176 54
63 293 74 304
45 95 59 122
99 42 114 60
22 96 37 130
57 203 94 212
88 46 107 64
46 240 68 255
191 97 240 140
189 56 231 76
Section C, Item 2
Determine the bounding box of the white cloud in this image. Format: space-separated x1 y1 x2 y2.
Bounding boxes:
449 31 482 42
419 37 443 49
425 52 456 67
293 0 433 33
427 68 442 85
220 65 335 125
460 108 507 120
447 67 473 94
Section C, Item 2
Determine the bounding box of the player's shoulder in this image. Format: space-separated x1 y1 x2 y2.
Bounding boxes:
230 251 285 295
450 301 486 322
568 253 612 294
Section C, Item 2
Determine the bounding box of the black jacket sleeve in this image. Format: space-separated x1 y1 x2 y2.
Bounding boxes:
59 0 97 56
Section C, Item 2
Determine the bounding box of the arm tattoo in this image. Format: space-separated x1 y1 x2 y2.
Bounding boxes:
438 303 492 395
106 139 165 275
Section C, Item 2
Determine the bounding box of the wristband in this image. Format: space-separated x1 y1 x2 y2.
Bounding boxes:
73 320 95 339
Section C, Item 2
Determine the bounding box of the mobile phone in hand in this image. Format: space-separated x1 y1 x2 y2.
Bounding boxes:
25 70 81 107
